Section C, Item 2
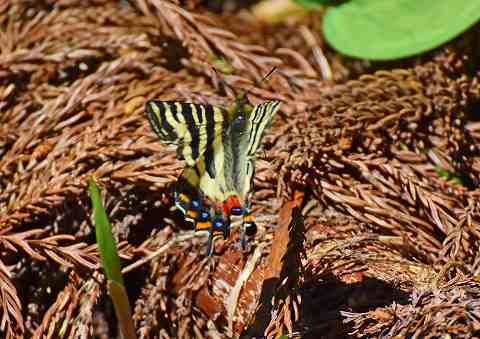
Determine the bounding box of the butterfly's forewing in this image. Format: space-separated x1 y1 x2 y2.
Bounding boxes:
145 101 226 168
146 100 232 203
230 100 281 201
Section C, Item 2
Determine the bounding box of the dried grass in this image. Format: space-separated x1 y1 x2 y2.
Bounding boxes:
1 0 480 338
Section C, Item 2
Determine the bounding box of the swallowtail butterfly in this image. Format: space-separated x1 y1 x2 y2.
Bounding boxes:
146 75 281 255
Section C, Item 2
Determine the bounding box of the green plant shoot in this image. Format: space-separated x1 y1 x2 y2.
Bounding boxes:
88 177 137 339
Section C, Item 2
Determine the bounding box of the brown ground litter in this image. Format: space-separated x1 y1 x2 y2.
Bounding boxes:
1 0 480 338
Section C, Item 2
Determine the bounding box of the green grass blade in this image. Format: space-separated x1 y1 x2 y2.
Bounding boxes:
88 178 124 286
88 177 137 339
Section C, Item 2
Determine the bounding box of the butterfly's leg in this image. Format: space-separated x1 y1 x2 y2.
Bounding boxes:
198 218 216 256
206 228 215 256
222 208 231 240
223 217 231 240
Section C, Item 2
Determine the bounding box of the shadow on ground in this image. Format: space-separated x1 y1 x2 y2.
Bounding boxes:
300 274 409 338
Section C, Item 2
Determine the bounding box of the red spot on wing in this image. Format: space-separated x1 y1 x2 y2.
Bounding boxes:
223 196 241 216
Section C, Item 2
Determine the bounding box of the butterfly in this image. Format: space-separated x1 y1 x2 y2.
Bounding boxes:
146 83 281 255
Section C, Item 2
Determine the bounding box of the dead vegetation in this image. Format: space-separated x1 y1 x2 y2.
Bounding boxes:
1 0 480 338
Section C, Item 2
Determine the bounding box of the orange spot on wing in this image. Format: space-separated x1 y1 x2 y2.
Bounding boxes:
212 229 224 238
196 221 212 231
186 209 199 219
243 214 254 223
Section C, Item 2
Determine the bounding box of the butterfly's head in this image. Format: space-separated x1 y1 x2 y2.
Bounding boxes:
236 92 253 110
226 95 253 122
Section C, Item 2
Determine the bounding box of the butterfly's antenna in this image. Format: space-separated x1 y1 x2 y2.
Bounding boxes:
211 66 235 95
239 66 277 103
211 66 277 102
260 66 278 83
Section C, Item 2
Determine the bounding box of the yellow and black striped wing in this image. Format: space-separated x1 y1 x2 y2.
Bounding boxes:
146 99 281 207
228 100 282 201
245 101 281 157
182 100 281 204
145 101 226 167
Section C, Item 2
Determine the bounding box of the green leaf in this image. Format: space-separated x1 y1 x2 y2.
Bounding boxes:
323 0 480 60
88 177 123 286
